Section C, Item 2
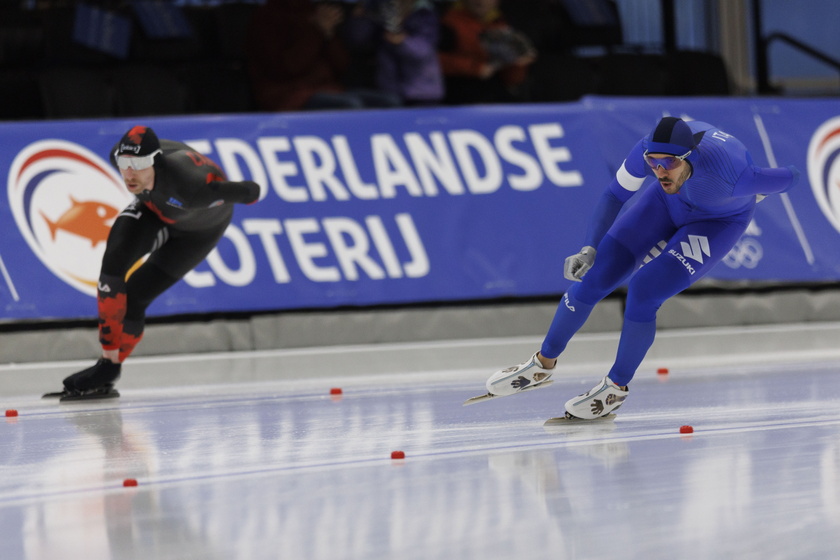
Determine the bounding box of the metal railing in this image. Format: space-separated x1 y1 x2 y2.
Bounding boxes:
757 32 840 94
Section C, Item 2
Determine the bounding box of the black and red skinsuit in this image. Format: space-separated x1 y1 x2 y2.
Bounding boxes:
99 139 259 361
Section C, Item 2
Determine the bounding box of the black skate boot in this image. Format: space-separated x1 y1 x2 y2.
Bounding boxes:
43 359 122 402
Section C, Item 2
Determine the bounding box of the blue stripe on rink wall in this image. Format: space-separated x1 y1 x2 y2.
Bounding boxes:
2 97 840 320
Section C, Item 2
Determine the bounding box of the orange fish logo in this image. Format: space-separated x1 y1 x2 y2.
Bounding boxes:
8 139 133 296
41 197 118 247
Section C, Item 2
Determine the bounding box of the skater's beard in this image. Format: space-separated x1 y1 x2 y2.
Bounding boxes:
659 164 692 194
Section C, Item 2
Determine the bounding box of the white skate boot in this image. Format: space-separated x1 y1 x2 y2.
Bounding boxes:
563 376 628 420
464 352 558 405
464 352 558 406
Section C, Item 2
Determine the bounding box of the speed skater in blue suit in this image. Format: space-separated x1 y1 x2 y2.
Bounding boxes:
484 116 800 420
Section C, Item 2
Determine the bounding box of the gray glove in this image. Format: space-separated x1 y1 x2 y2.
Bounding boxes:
564 246 596 282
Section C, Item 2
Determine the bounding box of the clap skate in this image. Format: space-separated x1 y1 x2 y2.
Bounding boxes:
543 412 617 425
42 358 122 403
545 375 627 423
464 352 557 406
42 385 121 402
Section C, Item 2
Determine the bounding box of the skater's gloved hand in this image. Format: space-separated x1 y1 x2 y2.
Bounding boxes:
564 246 596 282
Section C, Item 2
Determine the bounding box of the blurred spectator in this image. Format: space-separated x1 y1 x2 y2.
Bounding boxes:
246 0 400 111
344 0 444 106
438 0 537 105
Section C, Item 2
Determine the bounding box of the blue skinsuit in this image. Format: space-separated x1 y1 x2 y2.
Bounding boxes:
540 121 799 386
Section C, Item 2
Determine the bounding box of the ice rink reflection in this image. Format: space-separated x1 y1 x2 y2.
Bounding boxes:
2 351 840 559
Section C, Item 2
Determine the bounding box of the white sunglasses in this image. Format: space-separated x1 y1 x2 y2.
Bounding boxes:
643 149 692 170
116 149 161 171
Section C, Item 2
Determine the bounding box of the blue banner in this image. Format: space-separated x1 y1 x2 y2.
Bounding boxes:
2 97 839 320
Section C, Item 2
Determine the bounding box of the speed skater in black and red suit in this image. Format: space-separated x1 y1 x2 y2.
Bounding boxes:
44 126 261 401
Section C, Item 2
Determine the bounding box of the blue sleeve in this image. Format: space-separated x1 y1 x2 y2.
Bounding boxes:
621 138 651 181
581 138 649 248
732 165 800 197
583 188 625 248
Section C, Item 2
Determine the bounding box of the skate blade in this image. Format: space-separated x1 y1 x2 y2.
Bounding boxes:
463 379 553 406
543 412 616 425
42 389 121 402
60 389 120 402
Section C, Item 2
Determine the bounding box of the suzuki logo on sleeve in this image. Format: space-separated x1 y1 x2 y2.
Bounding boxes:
680 235 711 263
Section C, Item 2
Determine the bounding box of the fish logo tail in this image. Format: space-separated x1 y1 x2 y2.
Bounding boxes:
40 211 59 240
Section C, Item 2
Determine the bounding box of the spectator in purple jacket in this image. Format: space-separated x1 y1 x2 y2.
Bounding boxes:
345 0 444 106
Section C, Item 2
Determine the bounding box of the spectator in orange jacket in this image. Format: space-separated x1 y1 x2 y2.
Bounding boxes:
438 0 536 105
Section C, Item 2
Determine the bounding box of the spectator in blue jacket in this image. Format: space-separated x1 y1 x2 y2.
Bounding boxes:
345 0 444 106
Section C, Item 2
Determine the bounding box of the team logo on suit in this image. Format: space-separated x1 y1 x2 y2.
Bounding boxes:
808 116 840 235
680 235 711 263
7 140 132 296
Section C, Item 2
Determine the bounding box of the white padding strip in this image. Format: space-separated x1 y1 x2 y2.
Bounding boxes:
616 162 646 192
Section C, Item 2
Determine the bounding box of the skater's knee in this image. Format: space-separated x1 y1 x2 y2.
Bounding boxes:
568 281 607 307
575 237 636 301
623 293 661 323
125 262 180 312
101 247 138 278
624 268 684 322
